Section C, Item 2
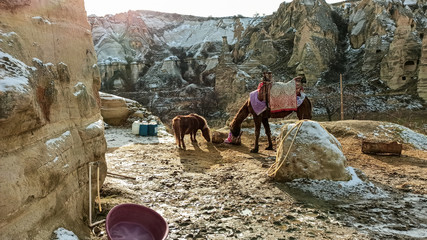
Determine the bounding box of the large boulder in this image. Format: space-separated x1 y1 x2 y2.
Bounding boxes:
100 92 131 125
270 120 351 182
0 1 106 239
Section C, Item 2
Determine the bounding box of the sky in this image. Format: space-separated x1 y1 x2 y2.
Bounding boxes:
84 0 344 17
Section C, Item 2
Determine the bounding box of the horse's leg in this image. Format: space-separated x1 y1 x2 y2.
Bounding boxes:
250 117 262 153
262 117 273 150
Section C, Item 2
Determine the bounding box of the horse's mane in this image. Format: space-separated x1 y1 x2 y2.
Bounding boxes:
229 99 249 136
190 113 208 129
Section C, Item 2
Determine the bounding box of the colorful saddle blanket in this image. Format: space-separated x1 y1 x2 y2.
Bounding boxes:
250 80 302 115
269 81 297 113
249 90 267 116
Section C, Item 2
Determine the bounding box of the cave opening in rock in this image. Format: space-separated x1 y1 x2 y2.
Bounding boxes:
404 61 416 72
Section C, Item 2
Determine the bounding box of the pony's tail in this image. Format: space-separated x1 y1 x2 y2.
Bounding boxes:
172 117 181 145
307 97 312 119
297 97 312 120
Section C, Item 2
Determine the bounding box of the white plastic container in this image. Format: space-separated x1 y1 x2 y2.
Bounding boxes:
132 121 141 135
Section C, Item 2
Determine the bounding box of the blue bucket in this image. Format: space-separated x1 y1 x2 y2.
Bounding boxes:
139 122 148 136
148 123 158 136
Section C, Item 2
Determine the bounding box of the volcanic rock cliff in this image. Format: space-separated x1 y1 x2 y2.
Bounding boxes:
0 0 106 239
89 0 427 124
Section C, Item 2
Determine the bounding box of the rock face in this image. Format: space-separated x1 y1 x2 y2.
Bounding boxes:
262 0 339 85
271 121 351 182
88 11 253 90
0 1 106 239
348 0 427 91
418 28 427 100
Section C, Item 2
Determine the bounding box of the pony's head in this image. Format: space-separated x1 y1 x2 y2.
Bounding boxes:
189 113 211 142
202 125 211 142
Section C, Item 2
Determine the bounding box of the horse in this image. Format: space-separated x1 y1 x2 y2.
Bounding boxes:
228 95 312 153
172 113 211 150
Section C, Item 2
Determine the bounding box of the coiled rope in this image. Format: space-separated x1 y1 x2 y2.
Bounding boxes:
267 120 307 177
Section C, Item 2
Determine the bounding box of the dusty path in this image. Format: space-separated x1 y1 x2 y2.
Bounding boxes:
92 121 427 239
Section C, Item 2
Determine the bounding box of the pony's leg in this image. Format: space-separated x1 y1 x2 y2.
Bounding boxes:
177 135 181 149
262 117 273 150
177 132 183 149
174 133 179 147
191 131 197 142
181 134 186 150
250 117 262 153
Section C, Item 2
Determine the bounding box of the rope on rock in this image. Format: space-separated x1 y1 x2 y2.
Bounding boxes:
267 120 307 178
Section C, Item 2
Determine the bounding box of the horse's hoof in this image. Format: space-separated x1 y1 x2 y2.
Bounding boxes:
265 146 274 150
250 148 259 153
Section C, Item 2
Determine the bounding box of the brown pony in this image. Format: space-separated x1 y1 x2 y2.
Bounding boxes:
172 113 211 150
229 96 312 153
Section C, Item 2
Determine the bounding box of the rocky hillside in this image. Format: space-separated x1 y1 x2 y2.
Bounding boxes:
89 0 427 125
0 0 106 239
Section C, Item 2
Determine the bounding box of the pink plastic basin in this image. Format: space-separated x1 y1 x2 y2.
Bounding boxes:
106 203 168 240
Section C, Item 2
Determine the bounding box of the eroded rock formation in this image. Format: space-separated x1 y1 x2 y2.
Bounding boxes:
0 0 106 239
264 0 339 84
419 30 427 100
348 0 427 92
89 0 427 125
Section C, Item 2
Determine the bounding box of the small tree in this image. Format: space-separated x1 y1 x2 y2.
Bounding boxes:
344 85 366 119
313 85 341 121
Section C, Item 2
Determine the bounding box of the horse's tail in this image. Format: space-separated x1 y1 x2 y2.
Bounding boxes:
172 116 181 145
229 98 250 137
297 96 312 120
307 97 312 119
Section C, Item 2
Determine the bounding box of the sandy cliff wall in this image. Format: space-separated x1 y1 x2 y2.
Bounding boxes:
419 32 427 100
0 0 107 238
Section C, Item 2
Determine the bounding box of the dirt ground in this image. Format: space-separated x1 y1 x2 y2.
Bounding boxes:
90 120 427 240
